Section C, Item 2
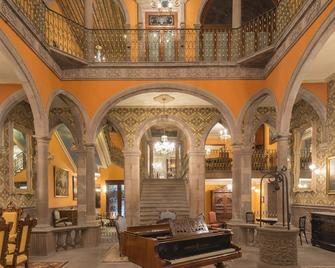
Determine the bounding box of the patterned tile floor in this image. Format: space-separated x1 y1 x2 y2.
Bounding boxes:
31 230 335 268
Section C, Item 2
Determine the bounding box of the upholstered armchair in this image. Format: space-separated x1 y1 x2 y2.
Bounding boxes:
6 215 37 268
0 217 10 268
207 211 225 229
0 202 22 243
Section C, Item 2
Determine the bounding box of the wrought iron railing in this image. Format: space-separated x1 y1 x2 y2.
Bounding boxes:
252 149 277 171
205 148 277 171
206 149 232 171
7 0 306 63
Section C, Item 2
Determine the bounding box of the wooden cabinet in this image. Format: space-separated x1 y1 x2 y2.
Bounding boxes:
211 188 232 222
311 212 335 252
59 209 78 226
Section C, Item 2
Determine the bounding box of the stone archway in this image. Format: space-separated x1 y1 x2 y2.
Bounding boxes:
0 31 47 138
88 83 238 145
0 90 26 145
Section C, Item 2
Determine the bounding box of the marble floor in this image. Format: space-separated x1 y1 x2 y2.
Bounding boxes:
30 241 335 268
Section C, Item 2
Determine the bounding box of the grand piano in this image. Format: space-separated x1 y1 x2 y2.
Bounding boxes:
123 216 241 268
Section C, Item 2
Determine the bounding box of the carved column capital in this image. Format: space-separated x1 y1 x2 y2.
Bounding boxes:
34 136 51 145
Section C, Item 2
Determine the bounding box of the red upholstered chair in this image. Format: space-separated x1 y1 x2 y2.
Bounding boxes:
208 211 225 229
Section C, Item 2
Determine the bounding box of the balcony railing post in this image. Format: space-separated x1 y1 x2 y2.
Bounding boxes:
179 23 185 62
194 24 201 63
86 28 94 62
125 24 131 62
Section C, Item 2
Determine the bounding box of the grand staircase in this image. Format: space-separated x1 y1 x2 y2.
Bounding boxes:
140 179 190 225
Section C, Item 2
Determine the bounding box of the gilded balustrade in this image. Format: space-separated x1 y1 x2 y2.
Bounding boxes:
7 0 307 63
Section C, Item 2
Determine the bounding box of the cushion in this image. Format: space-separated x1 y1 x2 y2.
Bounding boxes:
3 212 17 236
9 234 16 243
8 243 15 254
6 253 27 265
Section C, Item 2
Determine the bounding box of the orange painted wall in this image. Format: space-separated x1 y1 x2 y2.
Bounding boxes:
0 84 21 105
264 1 335 107
302 82 328 105
48 132 77 208
0 2 334 123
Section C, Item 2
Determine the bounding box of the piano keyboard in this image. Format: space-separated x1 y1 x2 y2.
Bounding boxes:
168 248 237 265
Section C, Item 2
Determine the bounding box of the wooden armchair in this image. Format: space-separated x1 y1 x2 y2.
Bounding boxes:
6 215 37 268
52 210 72 227
0 202 22 243
0 217 10 268
115 216 127 257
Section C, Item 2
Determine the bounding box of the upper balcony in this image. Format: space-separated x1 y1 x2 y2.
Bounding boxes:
1 0 317 70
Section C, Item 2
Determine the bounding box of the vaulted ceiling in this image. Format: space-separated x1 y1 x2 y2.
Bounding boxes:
55 0 126 29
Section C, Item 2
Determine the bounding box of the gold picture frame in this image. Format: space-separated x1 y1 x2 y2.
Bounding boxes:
54 166 69 197
326 156 335 194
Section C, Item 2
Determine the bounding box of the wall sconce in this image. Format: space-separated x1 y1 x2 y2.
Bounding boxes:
102 185 107 193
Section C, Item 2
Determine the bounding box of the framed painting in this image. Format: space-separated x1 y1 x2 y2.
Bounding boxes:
72 175 78 200
326 156 335 194
54 166 69 197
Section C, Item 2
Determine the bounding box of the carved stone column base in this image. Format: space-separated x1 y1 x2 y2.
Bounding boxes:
257 226 299 267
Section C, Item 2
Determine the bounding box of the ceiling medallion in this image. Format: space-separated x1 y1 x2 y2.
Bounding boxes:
153 94 175 104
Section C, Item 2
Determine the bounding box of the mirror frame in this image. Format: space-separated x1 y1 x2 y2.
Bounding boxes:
8 121 33 194
292 123 317 193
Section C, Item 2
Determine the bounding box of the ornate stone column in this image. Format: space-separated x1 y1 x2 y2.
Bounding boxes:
232 0 242 28
74 146 88 225
276 135 290 222
35 136 51 227
123 150 141 226
188 150 205 217
231 144 252 221
85 143 97 223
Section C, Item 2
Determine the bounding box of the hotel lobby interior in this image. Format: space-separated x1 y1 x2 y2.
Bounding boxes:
0 0 335 267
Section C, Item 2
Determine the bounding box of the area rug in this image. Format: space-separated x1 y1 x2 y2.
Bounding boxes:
28 261 68 268
102 244 129 263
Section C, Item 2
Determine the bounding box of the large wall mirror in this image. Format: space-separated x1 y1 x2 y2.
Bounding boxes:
9 122 33 194
292 126 316 192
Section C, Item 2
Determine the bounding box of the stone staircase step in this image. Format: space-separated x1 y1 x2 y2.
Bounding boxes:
140 179 190 224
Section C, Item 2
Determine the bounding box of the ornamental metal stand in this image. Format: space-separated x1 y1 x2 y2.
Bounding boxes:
257 167 299 268
259 166 290 229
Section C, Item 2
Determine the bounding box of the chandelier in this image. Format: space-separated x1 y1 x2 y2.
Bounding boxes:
153 94 176 155
154 134 175 155
219 127 231 141
151 0 180 11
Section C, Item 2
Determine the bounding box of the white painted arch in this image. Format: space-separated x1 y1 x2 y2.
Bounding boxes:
88 83 239 144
